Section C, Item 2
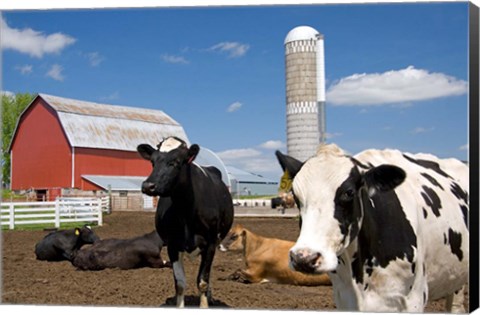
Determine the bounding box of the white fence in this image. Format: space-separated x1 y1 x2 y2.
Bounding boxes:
233 198 272 207
1 197 108 230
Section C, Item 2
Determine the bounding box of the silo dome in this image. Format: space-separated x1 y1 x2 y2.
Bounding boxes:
284 25 326 162
284 26 320 44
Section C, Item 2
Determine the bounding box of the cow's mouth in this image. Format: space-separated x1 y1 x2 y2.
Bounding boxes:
289 247 338 274
141 182 156 195
289 249 324 274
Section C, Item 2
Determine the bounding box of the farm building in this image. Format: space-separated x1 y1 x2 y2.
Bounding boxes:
227 166 279 197
8 93 229 209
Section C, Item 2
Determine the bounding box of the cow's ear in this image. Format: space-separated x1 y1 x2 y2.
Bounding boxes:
363 164 406 197
137 144 156 160
74 228 81 236
186 144 200 164
275 150 304 179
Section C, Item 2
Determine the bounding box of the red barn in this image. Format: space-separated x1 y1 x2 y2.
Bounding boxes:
8 93 190 200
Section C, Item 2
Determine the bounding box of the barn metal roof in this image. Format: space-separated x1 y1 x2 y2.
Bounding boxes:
40 93 190 152
82 175 146 191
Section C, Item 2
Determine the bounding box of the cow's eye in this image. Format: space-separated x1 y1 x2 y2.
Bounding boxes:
231 235 238 241
341 189 355 202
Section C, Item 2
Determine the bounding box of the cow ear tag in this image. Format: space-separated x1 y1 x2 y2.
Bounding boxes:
279 170 293 193
75 228 80 236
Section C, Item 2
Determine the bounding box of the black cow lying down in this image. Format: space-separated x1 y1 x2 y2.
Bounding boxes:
72 231 170 271
35 224 99 261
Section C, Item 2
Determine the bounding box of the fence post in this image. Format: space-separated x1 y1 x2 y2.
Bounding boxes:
97 198 103 226
107 185 112 214
55 198 60 228
9 203 15 230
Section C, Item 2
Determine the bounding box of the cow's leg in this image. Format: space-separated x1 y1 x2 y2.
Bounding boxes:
236 268 266 284
142 248 171 268
168 248 186 308
197 244 216 308
146 255 171 268
226 268 261 283
445 286 466 313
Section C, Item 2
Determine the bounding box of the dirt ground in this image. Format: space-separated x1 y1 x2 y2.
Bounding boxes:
1 211 468 311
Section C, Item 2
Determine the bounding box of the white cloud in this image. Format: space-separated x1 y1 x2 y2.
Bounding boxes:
86 52 104 67
208 42 250 58
15 64 33 75
1 91 15 98
259 140 286 150
1 16 76 58
227 101 242 113
216 144 285 180
101 91 120 101
217 148 262 161
325 132 343 139
46 64 65 81
217 148 282 180
459 144 468 151
326 66 467 106
161 54 189 64
240 157 283 177
411 127 434 134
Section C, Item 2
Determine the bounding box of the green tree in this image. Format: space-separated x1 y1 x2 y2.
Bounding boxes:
2 92 35 187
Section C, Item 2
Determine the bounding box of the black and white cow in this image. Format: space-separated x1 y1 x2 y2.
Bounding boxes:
277 144 469 312
35 224 99 261
72 230 170 270
137 137 234 308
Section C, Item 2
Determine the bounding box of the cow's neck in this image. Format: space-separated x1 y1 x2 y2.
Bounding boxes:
170 164 195 205
331 242 361 310
243 229 264 266
357 189 417 271
333 189 418 309
328 190 380 310
73 235 85 252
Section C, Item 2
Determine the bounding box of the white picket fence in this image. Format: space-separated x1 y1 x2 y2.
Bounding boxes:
1 197 108 230
233 198 272 207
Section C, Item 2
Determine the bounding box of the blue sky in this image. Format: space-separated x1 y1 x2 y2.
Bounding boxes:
1 2 470 180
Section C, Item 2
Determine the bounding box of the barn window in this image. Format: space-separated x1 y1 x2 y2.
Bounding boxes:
119 191 128 197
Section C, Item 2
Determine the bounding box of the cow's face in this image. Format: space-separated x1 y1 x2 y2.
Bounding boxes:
218 224 245 252
78 225 99 244
137 137 199 197
276 144 405 274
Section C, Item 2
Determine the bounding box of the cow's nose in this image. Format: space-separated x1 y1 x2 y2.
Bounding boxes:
142 182 156 194
289 248 322 274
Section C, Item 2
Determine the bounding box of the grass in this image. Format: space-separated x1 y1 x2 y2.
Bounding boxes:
1 189 26 201
1 221 100 231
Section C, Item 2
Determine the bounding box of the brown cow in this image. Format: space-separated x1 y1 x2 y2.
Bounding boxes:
219 224 331 286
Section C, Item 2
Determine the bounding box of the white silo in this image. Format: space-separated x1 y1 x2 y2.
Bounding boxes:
284 26 326 162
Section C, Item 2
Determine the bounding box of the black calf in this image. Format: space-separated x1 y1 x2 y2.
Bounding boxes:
35 224 99 261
